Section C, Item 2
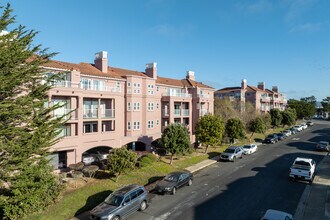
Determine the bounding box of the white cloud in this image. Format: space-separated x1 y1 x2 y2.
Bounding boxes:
290 22 321 33
236 0 273 14
146 24 195 38
283 0 318 23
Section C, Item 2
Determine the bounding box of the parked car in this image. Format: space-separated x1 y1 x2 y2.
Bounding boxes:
261 209 293 220
90 184 148 220
276 133 286 141
293 125 303 132
264 134 279 144
306 121 314 126
290 127 298 135
282 130 292 137
155 171 193 195
87 147 111 160
289 157 316 183
300 123 308 130
242 144 258 155
220 146 244 162
316 141 330 152
82 153 96 166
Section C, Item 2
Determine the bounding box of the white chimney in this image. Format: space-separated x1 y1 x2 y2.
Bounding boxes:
241 79 247 89
94 51 108 73
186 71 195 81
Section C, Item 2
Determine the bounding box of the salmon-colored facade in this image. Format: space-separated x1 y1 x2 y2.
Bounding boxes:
43 51 214 168
214 79 287 113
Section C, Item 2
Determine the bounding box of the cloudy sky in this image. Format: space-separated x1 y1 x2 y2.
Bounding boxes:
8 0 330 100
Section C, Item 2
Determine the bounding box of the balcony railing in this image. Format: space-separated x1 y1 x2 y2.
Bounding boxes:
101 109 115 118
198 94 210 98
53 109 78 120
174 109 181 116
83 108 98 119
200 109 208 116
260 97 270 102
162 109 169 116
52 80 121 93
182 109 189 116
163 92 192 98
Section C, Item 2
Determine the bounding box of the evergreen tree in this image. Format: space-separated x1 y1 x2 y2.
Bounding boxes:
270 109 283 128
0 4 64 219
195 114 225 153
247 117 266 141
281 108 297 126
161 123 191 164
225 118 245 143
107 148 137 182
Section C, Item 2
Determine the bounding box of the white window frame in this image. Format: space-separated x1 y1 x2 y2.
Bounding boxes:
127 121 131 130
156 120 159 126
127 102 131 111
148 120 154 129
133 121 140 130
127 82 131 87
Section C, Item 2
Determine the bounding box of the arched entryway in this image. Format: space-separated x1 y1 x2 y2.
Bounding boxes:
126 141 146 152
82 146 112 167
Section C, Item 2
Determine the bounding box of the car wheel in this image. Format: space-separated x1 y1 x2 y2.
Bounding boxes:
172 187 176 195
112 216 120 220
240 154 243 159
232 157 236 162
139 200 147 211
188 179 193 186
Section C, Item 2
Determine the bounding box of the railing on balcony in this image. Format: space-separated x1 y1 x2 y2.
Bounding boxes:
260 97 270 102
174 109 181 116
162 92 192 98
83 108 98 119
182 109 189 116
200 109 208 116
162 109 169 117
101 109 115 118
53 109 78 120
52 80 121 93
198 94 210 98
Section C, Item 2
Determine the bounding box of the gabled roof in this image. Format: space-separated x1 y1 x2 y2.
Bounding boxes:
43 60 214 89
215 87 241 93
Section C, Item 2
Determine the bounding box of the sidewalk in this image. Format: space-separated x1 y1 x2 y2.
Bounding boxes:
294 154 330 220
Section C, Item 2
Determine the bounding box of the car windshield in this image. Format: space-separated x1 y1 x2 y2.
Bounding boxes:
104 194 124 206
243 145 251 149
224 149 235 153
164 174 179 182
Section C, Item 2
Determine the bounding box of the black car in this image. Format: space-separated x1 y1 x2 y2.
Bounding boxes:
155 171 193 195
264 134 279 144
277 133 286 141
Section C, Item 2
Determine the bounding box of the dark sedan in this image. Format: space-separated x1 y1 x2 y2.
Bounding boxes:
264 134 279 144
155 171 193 195
277 133 286 141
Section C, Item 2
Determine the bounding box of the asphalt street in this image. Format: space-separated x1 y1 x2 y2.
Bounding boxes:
129 120 330 220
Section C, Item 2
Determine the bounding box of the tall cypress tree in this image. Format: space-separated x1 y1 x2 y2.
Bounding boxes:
0 4 64 219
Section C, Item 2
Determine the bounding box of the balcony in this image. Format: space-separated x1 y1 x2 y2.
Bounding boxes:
162 109 169 117
52 80 121 93
174 109 181 117
53 109 78 120
182 109 189 116
83 108 98 119
200 109 208 116
101 109 115 118
198 94 210 98
260 97 270 102
162 92 192 98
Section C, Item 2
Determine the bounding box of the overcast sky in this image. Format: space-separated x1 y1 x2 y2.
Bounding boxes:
8 0 330 101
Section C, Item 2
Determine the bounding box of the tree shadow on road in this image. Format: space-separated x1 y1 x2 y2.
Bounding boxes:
75 190 112 217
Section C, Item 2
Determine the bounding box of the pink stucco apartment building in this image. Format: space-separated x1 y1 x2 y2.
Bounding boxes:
43 51 214 168
214 79 287 113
